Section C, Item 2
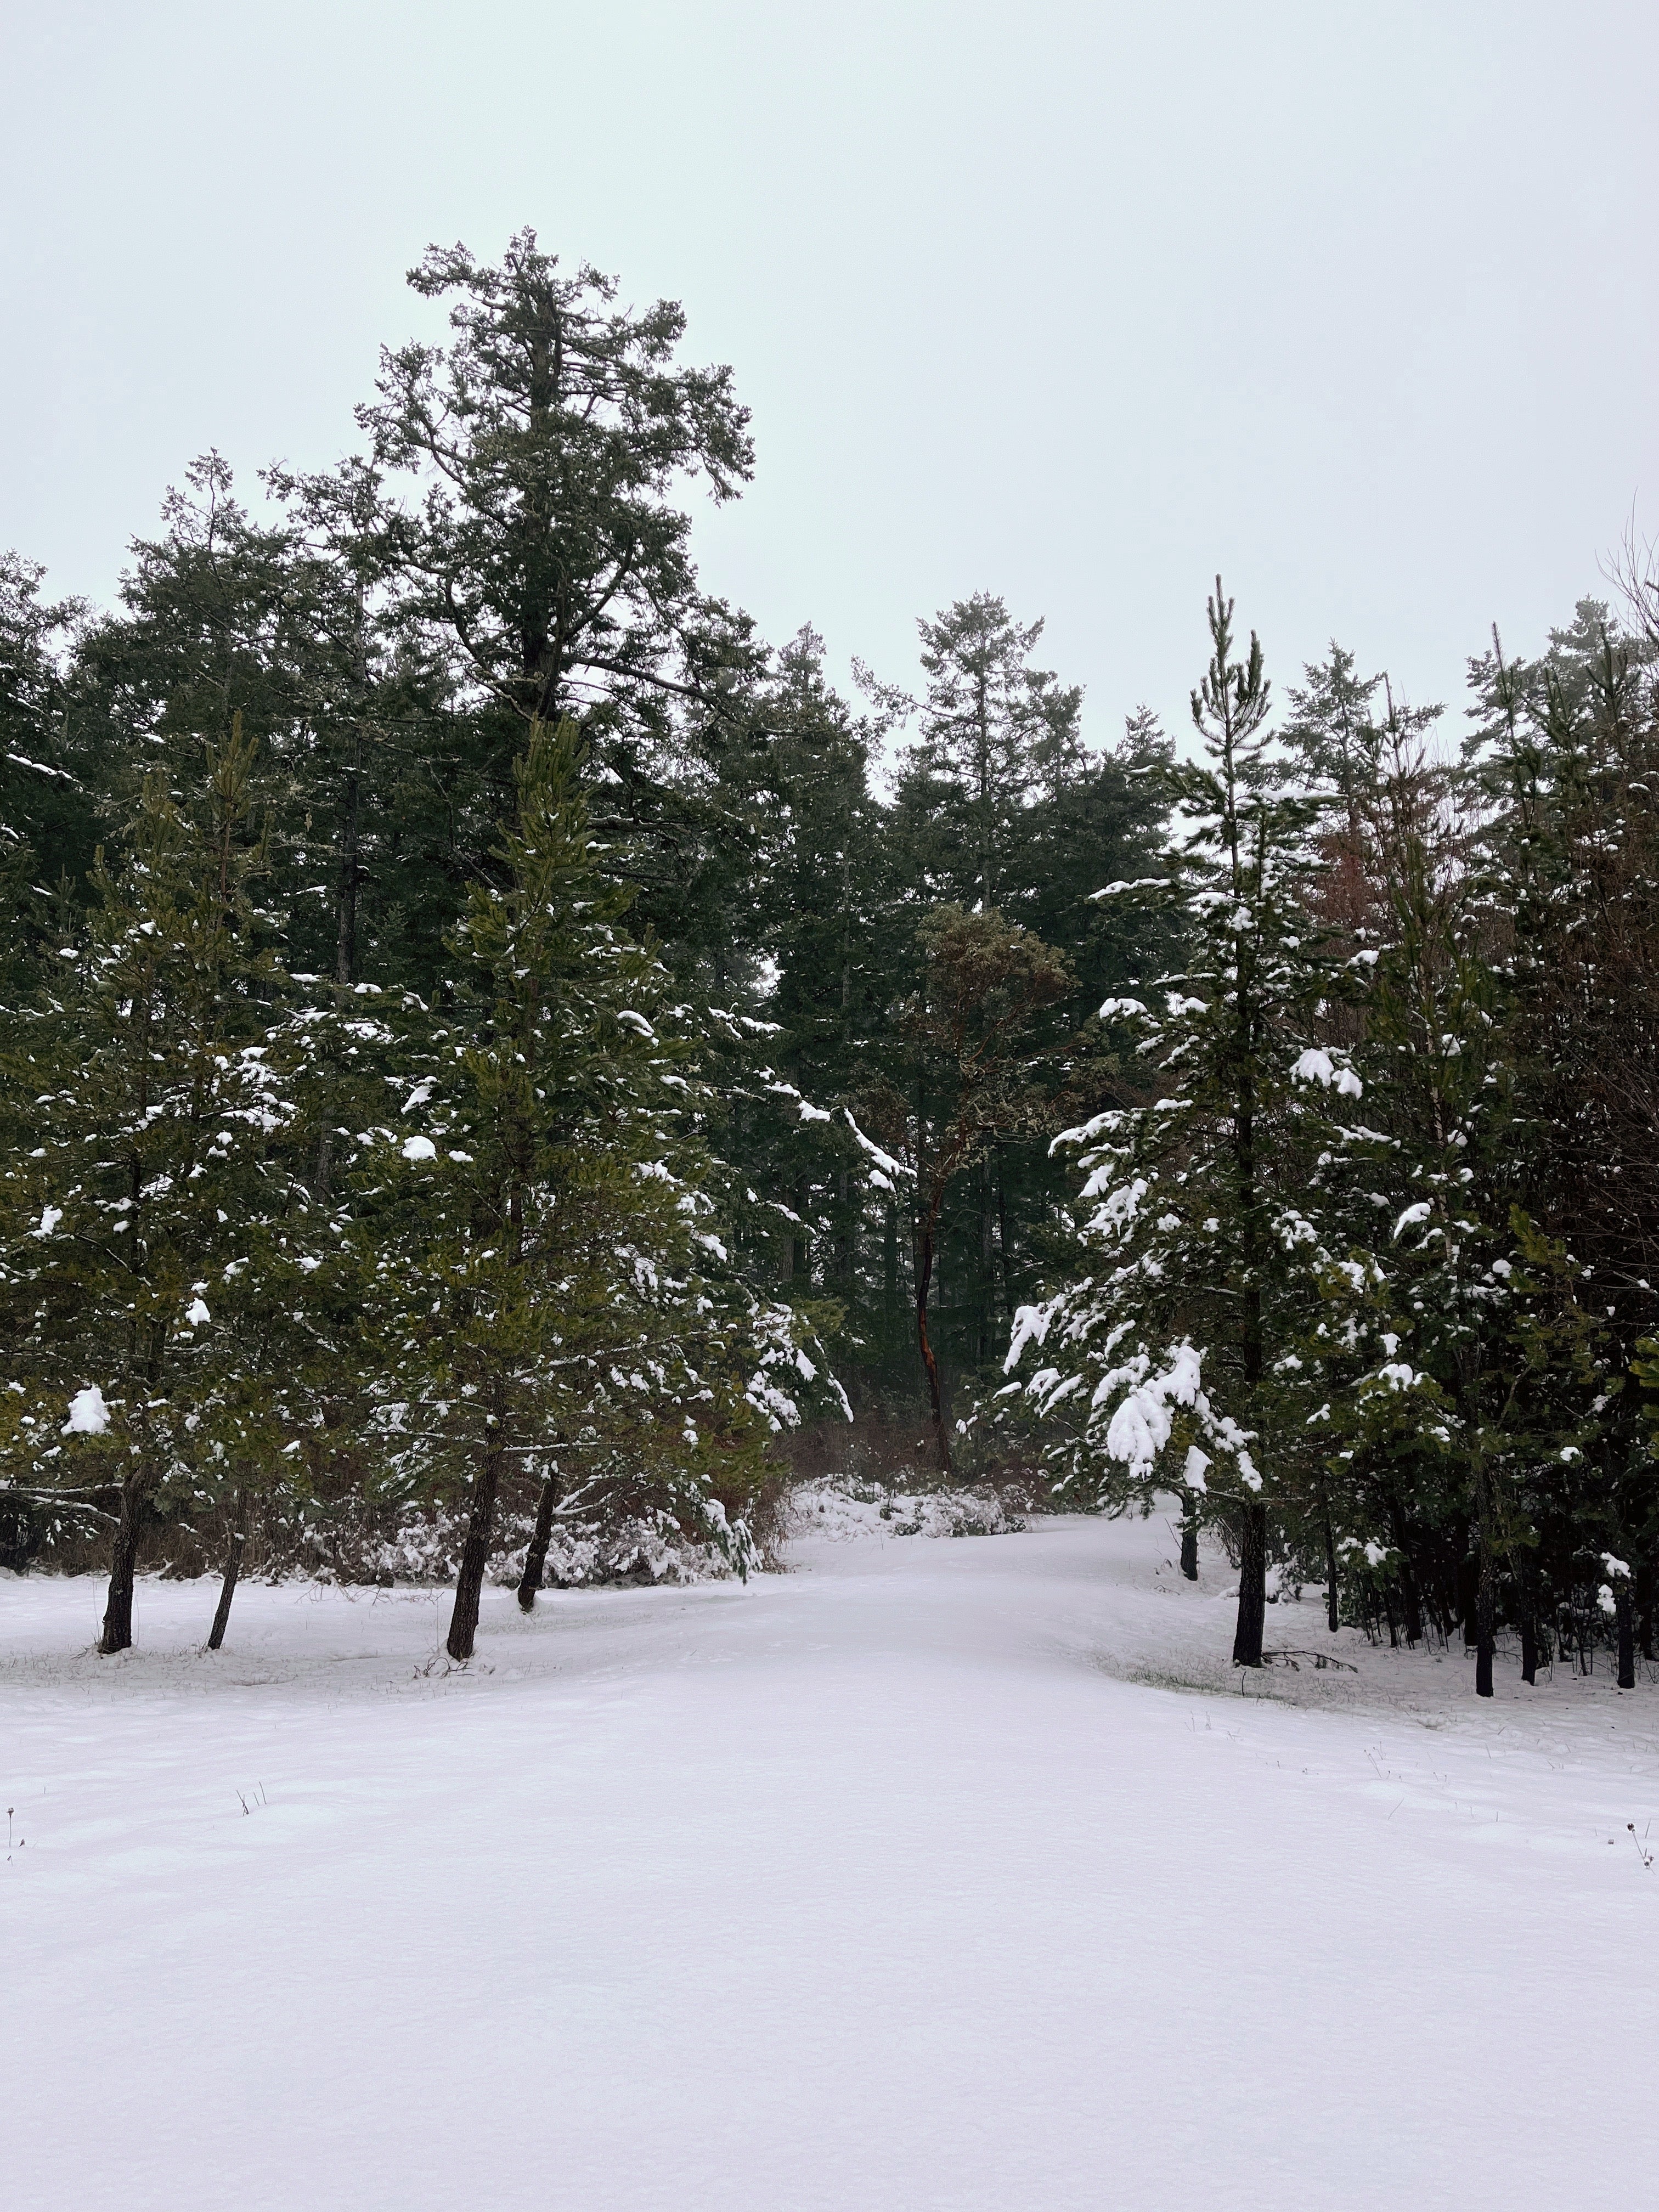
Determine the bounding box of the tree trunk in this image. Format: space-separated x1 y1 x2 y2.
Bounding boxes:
1474 1545 1496 1698
1180 1502 1199 1582
1323 1507 1340 1632
517 1469 558 1612
1396 1554 1424 1649
1517 1559 1539 1685
836 1167 854 1291
977 1155 994 1369
1384 1488 1425 1646
1616 1586 1637 1691
446 1426 507 1661
206 1488 249 1652
1637 1561 1655 1663
99 1468 153 1655
1458 1553 1480 1647
1232 1498 1267 1667
915 1221 951 1477
995 1151 1014 1325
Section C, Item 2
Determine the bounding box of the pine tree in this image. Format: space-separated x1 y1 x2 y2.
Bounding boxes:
864 601 1167 1427
880 593 1083 916
741 629 889 1357
0 719 329 1649
346 720 822 1661
0 551 93 993
1002 583 1342 1665
880 907 1072 1471
328 230 765 968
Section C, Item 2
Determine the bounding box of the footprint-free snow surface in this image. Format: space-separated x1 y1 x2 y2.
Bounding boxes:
5 1510 1657 2210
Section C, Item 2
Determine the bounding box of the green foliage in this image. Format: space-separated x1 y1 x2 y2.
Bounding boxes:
999 582 1345 1660
0 716 326 1553
10 221 1657 1692
339 720 828 1581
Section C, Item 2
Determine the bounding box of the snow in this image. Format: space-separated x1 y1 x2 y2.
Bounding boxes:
1102 1340 1204 1475
62 1384 109 1434
4 1509 1657 2209
1290 1045 1362 1095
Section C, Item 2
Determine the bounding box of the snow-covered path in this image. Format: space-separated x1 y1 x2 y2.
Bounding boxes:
5 1514 1657 2209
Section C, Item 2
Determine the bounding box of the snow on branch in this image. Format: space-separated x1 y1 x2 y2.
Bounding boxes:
1291 1048 1362 1098
844 1109 910 1182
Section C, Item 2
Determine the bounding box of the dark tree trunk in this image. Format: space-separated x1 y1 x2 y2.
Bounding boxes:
1232 1499 1267 1667
916 1226 951 1477
1637 1561 1655 1663
1396 1555 1425 1649
995 1152 1014 1325
1458 1552 1480 1647
976 1157 991 1368
517 1470 558 1613
1180 1504 1199 1582
1323 1508 1340 1632
446 1428 507 1662
206 1489 249 1652
1384 1488 1425 1646
836 1167 854 1290
1475 1549 1496 1699
1432 1511 1470 1641
1616 1587 1637 1691
1518 1559 1540 1685
99 1469 153 1655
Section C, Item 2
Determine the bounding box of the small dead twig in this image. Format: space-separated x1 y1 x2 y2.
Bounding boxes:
1263 1647 1359 1673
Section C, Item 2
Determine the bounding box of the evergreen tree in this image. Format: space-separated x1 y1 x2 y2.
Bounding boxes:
0 720 329 1649
878 905 1071 1471
0 551 93 990
880 592 1082 916
1282 642 1384 845
1003 583 1342 1664
865 605 1170 1433
326 230 765 968
344 720 821 1660
741 629 890 1353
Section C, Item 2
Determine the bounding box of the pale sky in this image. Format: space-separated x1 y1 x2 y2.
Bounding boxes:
5 0 1657 750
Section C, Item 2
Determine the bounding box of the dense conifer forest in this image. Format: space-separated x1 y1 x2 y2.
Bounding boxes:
4 231 1657 1690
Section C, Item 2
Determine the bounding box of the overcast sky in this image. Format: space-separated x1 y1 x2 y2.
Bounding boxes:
5 0 1657 751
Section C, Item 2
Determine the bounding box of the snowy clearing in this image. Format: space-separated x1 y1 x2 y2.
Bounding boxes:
5 1509 1658 2210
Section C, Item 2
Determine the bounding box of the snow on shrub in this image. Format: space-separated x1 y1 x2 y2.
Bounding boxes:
789 1482 1023 1542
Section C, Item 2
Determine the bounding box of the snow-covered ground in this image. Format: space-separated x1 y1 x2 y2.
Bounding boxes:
5 1509 1657 2209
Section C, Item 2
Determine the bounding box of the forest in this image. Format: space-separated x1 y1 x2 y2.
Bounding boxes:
4 229 1657 1691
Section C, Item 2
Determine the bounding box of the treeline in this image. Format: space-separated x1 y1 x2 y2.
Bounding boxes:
2 228 1655 1690
1002 582 1659 1692
0 231 1164 1654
